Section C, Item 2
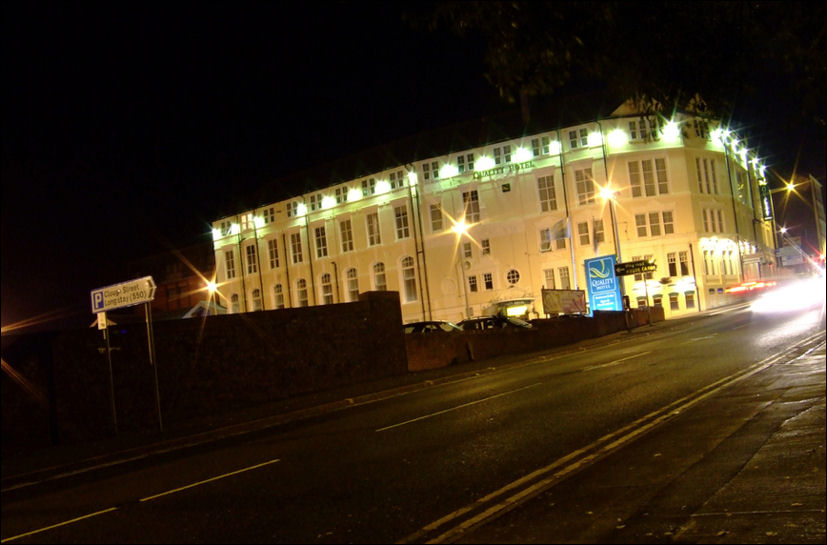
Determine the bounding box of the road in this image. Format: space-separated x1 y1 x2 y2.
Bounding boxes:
1 302 825 543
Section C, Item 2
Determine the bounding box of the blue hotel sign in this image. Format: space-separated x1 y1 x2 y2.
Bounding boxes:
585 255 623 314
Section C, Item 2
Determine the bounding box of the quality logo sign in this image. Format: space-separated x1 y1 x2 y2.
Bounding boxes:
584 255 623 313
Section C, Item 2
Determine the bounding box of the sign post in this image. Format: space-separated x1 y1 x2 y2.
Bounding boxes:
614 259 657 325
91 276 162 433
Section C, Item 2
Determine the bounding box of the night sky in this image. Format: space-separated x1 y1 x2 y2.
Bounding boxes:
2 2 824 332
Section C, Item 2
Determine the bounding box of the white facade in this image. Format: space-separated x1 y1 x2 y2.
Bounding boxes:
211 102 777 322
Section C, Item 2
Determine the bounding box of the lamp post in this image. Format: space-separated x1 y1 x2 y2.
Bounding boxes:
451 219 472 319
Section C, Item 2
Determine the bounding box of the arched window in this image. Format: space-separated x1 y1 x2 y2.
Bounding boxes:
373 262 387 291
273 284 285 309
297 279 308 307
252 288 262 311
346 268 359 301
321 273 334 304
506 269 520 285
401 256 417 302
231 293 240 313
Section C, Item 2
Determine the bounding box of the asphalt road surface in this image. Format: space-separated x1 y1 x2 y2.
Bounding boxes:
2 302 824 543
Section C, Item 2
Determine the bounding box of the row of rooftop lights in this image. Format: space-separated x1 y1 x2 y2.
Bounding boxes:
213 120 766 241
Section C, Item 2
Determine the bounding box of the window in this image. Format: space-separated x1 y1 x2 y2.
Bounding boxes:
457 155 465 173
468 275 478 292
633 254 655 281
532 136 550 156
367 212 381 246
252 288 262 311
465 153 474 171
669 293 680 310
462 190 480 223
628 158 668 197
593 219 605 244
231 293 240 313
556 238 567 250
290 232 303 264
483 273 494 290
648 212 661 236
506 269 520 285
394 205 410 239
704 209 724 233
540 229 552 252
287 201 300 217
578 222 590 246
537 175 557 212
361 178 376 196
662 211 674 234
481 239 491 255
389 170 405 189
544 268 556 289
314 226 328 258
493 147 502 164
245 244 257 274
297 279 308 307
268 239 279 269
679 251 689 275
575 168 595 204
335 185 349 204
668 252 677 276
685 291 695 309
374 262 386 291
558 267 570 290
569 127 588 149
263 207 275 224
321 273 333 304
225 251 236 279
273 284 284 309
653 294 663 307
463 242 472 258
636 214 647 237
422 161 439 181
429 204 443 232
346 268 359 301
696 157 719 195
503 145 511 163
340 219 354 252
401 257 417 302
309 193 322 211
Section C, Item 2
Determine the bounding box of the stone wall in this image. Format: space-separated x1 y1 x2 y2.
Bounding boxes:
2 291 407 450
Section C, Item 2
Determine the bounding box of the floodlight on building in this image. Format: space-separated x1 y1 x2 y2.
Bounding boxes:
347 188 362 202
375 179 391 194
607 128 628 148
295 203 307 216
513 146 533 163
407 171 418 185
474 155 495 171
254 216 265 229
230 223 240 236
439 163 459 179
661 120 681 142
549 140 562 155
212 228 221 241
321 195 336 209
587 131 603 147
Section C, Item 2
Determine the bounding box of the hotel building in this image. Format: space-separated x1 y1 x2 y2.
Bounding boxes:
210 100 777 323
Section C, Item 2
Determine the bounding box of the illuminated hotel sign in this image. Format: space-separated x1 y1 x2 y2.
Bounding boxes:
585 255 623 313
473 160 535 180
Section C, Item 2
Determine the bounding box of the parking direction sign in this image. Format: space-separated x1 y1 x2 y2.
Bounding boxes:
614 259 657 277
91 276 156 313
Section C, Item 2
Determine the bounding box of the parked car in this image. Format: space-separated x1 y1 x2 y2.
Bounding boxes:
457 315 534 331
403 320 462 334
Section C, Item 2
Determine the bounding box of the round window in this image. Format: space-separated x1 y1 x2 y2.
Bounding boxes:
506 269 520 284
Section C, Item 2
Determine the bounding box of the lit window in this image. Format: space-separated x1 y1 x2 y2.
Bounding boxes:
394 205 410 239
297 279 308 307
290 232 303 264
346 268 359 301
314 226 328 258
575 168 595 205
273 284 284 309
402 256 417 302
462 190 480 223
374 262 387 291
245 244 257 274
430 203 443 232
468 275 478 292
268 239 279 269
340 219 354 252
367 212 381 246
537 175 557 212
321 273 333 304
225 251 236 279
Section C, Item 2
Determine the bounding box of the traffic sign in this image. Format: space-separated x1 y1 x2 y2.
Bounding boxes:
614 259 657 276
91 276 156 313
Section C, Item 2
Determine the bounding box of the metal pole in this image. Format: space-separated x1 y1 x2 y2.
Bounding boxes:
103 323 118 434
145 302 163 432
